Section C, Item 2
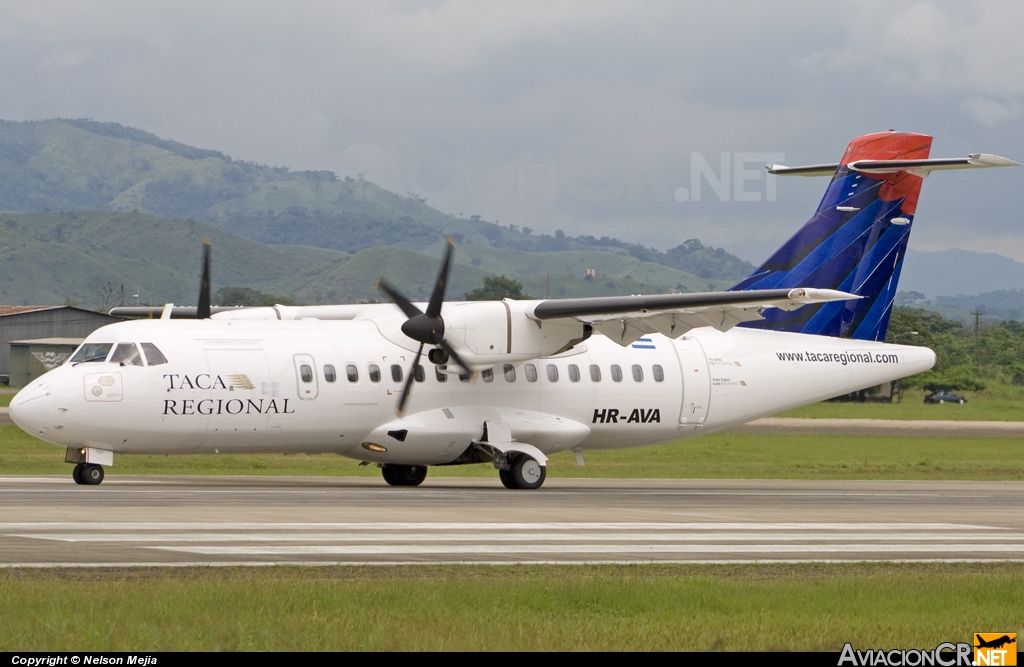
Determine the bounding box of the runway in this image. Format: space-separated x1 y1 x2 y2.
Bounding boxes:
1 475 1022 566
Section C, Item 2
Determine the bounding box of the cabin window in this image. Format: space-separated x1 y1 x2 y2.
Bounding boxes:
391 364 403 382
300 364 313 383
368 364 381 383
482 368 493 383
435 366 448 383
345 364 358 383
110 343 144 367
324 365 337 383
141 343 168 366
610 364 622 382
546 364 559 382
459 372 471 383
652 364 665 382
589 364 601 382
525 363 538 383
568 364 580 382
632 364 643 382
415 365 425 382
70 343 113 364
503 364 516 382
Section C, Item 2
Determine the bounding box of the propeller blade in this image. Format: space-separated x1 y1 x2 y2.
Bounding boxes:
377 278 424 320
425 237 455 319
396 343 425 416
431 336 472 374
197 238 212 319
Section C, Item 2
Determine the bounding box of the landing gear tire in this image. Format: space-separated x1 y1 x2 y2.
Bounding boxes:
80 464 104 486
381 464 427 487
501 454 546 490
72 463 85 485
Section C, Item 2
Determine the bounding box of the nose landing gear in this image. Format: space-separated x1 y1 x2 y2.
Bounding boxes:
381 464 427 487
72 463 105 486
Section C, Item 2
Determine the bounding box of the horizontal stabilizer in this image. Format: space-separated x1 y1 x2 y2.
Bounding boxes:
849 153 1020 176
768 154 1019 177
766 163 840 177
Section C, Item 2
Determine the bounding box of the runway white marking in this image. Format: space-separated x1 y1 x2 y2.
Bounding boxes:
5 521 1021 564
150 544 1024 556
0 522 987 531
2 559 1018 568
12 532 1021 543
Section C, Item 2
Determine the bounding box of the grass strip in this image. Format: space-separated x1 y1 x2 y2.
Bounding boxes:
778 387 1024 421
1 563 1022 651
3 425 1023 480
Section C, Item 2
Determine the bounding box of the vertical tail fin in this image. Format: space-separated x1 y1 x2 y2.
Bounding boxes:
732 131 931 341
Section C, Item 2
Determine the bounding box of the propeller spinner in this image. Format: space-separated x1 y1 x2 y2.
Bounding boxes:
377 238 471 414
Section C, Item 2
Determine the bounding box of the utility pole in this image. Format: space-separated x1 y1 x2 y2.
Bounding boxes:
971 309 982 370
545 273 550 300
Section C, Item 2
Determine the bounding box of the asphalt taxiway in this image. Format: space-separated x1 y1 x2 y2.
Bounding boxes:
1 475 1022 566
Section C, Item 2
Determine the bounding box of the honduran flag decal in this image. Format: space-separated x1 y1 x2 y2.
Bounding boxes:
631 337 656 349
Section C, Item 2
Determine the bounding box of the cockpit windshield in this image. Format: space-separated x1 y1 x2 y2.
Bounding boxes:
141 343 168 366
70 343 113 364
69 342 168 366
110 343 144 367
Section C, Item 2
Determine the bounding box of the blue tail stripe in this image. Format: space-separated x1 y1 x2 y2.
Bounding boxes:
733 131 933 340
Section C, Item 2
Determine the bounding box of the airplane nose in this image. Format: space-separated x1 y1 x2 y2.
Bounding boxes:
9 382 55 436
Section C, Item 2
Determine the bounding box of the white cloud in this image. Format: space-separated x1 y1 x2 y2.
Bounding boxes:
800 1 1024 100
36 49 94 70
960 97 1022 126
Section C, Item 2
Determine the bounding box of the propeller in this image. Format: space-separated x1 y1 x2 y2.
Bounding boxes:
377 237 471 414
197 237 212 319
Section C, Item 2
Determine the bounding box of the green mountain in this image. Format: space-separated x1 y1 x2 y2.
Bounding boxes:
0 211 723 307
0 119 757 306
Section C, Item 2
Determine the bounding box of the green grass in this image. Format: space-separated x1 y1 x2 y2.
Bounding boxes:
0 393 12 407
777 386 1024 421
1 563 1021 651
3 424 1023 480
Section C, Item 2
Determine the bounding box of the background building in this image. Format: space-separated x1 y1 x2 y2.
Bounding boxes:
0 306 121 386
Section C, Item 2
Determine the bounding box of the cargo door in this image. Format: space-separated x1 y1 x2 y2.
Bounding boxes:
672 337 711 427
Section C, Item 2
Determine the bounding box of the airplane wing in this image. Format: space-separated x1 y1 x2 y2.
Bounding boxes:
530 287 856 346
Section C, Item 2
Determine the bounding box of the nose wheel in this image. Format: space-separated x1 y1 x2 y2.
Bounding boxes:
381 464 427 487
72 463 105 486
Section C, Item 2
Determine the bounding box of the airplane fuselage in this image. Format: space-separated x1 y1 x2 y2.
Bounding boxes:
11 316 935 466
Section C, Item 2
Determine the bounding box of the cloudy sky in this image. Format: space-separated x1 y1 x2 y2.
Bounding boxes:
2 0 1023 262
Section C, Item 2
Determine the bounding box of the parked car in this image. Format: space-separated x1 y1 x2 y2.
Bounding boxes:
924 391 967 404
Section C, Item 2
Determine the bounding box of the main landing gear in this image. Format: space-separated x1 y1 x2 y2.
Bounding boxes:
377 455 547 490
72 463 105 486
381 464 428 487
498 453 546 490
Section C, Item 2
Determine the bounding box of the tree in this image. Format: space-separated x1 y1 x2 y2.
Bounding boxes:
215 286 297 307
464 276 533 301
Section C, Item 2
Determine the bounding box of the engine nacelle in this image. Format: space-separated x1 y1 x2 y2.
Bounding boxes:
358 405 591 465
441 300 589 366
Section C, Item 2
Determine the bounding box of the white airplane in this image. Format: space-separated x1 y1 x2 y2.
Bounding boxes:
8 131 1018 489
